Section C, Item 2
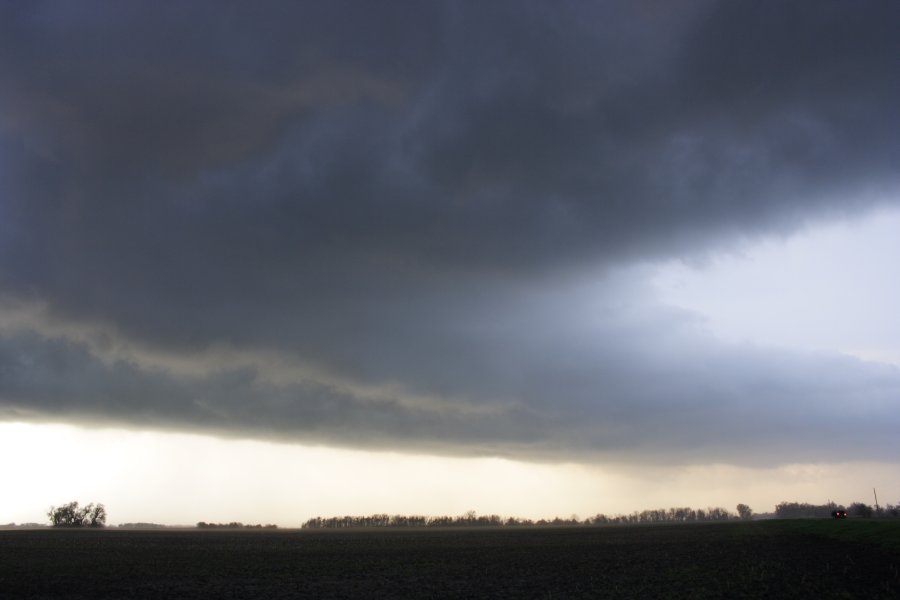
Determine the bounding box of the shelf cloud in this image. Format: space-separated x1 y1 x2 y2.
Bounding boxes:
1 1 898 466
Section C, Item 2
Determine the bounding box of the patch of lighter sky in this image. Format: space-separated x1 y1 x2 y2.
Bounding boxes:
2 422 897 526
651 206 900 368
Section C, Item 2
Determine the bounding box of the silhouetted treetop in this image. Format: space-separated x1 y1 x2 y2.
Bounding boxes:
48 501 106 528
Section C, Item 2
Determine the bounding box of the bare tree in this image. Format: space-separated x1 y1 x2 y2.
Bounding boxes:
48 501 107 528
87 503 107 527
848 502 874 518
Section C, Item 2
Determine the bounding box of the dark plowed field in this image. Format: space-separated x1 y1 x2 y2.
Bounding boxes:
1 521 898 598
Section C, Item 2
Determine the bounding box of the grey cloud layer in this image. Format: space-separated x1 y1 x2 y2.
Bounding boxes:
1 1 899 464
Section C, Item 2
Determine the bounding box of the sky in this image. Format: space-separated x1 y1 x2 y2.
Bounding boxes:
1 1 899 526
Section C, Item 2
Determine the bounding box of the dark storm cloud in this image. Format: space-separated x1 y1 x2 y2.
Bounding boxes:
2 313 898 466
1 1 899 464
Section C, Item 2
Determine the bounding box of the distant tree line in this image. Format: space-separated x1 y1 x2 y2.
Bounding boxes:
302 512 602 529
117 523 169 529
302 511 502 529
43 498 899 531
301 507 739 529
586 506 734 526
196 522 278 529
775 501 900 519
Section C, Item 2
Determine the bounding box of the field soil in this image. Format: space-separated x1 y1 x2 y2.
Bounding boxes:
1 521 898 598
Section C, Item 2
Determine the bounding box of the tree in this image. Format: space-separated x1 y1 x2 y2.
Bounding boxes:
736 504 753 520
87 503 107 527
48 501 107 528
48 501 80 527
848 502 874 518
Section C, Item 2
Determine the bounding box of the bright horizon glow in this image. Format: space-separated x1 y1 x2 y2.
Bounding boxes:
1 421 616 526
2 421 896 526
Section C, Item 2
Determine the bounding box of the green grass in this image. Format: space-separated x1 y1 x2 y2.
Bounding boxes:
766 518 900 552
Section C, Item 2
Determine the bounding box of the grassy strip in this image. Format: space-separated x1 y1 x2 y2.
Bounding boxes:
765 518 900 552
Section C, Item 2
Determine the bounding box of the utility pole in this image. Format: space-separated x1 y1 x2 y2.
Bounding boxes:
873 488 880 512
